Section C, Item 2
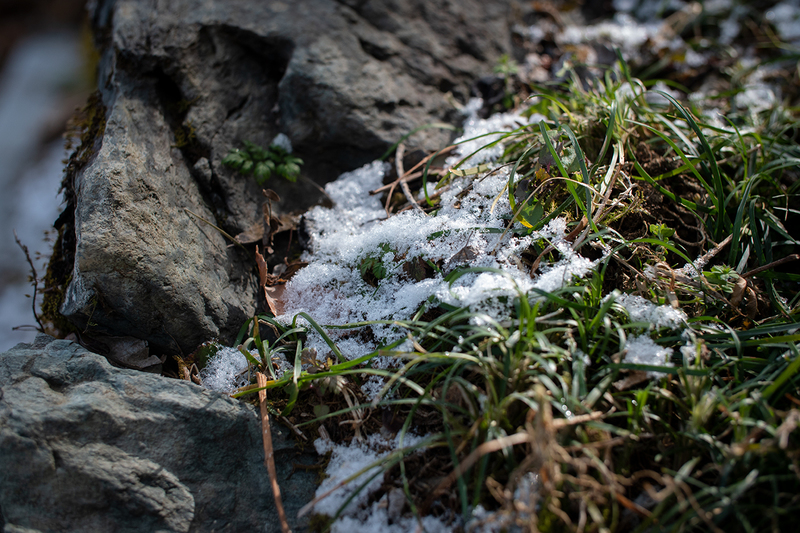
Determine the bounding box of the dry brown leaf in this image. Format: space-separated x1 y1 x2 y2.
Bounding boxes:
255 246 268 288
730 276 747 307
614 371 650 391
264 286 281 316
235 221 265 244
263 188 281 202
266 285 286 315
256 246 281 315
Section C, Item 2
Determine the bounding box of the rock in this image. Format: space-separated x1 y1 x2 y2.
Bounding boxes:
64 333 163 372
0 334 318 532
57 0 513 353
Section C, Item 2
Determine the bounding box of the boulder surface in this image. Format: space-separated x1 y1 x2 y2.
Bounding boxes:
0 334 317 532
57 0 513 353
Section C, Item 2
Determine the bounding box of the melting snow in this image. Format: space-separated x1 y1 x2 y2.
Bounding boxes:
277 106 602 372
311 432 447 531
271 132 293 153
329 507 450 533
199 346 252 393
624 335 674 376
446 98 545 167
197 57 708 532
614 293 687 329
767 2 800 43
557 13 667 61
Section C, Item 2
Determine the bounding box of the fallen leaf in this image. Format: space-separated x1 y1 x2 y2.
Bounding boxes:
447 245 479 269
264 285 282 316
235 221 265 244
256 246 282 315
613 371 650 391
730 275 747 307
255 245 268 288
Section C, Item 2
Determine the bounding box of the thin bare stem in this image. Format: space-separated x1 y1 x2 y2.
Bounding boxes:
13 230 44 331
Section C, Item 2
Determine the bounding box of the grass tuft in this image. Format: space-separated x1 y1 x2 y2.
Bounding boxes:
226 43 800 533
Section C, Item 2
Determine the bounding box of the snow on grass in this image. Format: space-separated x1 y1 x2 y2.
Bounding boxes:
279 166 603 366
311 432 449 531
767 1 800 43
623 334 674 376
446 97 544 167
614 292 687 329
199 346 295 393
329 506 450 533
276 106 602 370
201 79 696 532
557 13 667 62
199 346 252 393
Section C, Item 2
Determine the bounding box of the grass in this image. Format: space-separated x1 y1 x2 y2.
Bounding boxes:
221 40 800 533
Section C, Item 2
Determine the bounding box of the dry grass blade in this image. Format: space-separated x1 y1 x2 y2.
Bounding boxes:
257 372 291 533
424 431 531 510
183 207 247 250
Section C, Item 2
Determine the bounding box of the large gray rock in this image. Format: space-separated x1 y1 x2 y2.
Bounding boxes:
0 334 317 532
58 0 513 353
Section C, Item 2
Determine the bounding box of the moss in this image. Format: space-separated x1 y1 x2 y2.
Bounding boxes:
41 91 108 338
306 513 334 533
64 90 107 168
40 226 77 337
171 120 198 149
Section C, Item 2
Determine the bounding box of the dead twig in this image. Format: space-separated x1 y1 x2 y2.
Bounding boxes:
372 145 453 216
256 372 291 533
395 142 405 181
424 431 532 510
13 230 44 332
277 414 308 442
693 234 733 270
742 254 800 279
371 144 455 195
396 142 427 216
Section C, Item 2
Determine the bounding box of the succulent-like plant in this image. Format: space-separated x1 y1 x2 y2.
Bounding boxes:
223 140 304 184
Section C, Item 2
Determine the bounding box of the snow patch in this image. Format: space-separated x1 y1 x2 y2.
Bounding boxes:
614 293 687 329
768 2 800 43
312 433 430 519
271 132 293 153
199 346 252 393
446 98 544 167
624 335 674 376
278 128 600 363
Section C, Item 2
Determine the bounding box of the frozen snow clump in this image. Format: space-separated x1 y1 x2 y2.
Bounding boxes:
312 433 428 519
199 346 250 393
624 335 674 376
614 293 687 329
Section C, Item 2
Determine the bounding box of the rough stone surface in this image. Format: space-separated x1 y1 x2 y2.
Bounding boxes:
59 0 513 353
0 334 317 532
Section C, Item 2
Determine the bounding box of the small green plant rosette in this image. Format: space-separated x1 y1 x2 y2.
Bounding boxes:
222 141 304 184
